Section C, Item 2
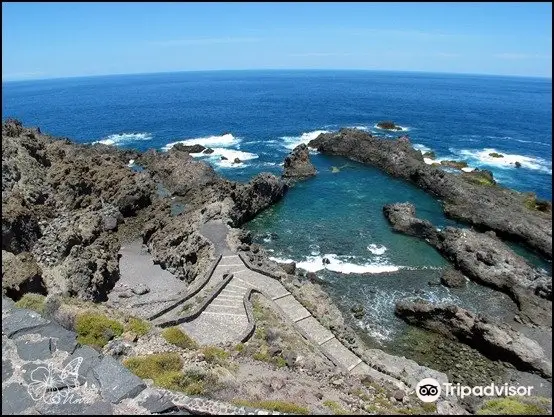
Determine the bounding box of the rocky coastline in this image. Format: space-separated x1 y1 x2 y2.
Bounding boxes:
308 128 552 259
2 120 552 415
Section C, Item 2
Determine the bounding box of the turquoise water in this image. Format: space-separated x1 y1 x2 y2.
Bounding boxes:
2 70 551 343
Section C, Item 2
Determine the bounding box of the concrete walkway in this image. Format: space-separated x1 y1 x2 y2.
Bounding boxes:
177 221 403 385
107 240 185 319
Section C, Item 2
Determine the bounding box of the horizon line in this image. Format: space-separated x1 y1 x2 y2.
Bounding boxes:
2 68 552 83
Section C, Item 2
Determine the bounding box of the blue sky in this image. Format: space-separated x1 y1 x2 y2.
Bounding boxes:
2 2 552 80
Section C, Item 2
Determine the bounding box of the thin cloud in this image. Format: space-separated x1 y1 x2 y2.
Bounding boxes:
147 37 262 46
494 53 551 60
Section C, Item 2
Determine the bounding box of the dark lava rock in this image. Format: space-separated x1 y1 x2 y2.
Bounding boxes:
282 144 317 178
376 121 402 131
280 261 296 275
440 268 467 288
351 304 365 319
515 161 522 168
2 251 46 299
395 299 552 379
221 156 228 161
308 128 551 259
172 143 206 154
203 148 214 154
233 157 242 164
384 202 551 328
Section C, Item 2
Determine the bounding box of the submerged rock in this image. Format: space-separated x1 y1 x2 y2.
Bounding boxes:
395 299 552 379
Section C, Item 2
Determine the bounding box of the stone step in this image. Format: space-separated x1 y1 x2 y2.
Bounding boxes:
227 283 248 291
274 294 312 323
320 338 363 372
295 316 335 345
207 301 244 309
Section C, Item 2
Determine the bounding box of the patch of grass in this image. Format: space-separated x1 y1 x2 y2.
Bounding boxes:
234 343 245 352
323 400 352 415
126 317 151 336
75 311 124 348
421 402 437 413
273 356 287 368
124 353 216 395
124 352 183 379
477 398 546 415
162 326 198 349
233 399 309 414
524 194 551 212
201 346 229 366
15 293 46 314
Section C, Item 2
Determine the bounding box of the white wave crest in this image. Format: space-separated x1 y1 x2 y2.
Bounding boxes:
201 148 259 169
453 148 552 174
93 132 152 146
367 244 387 256
163 133 238 151
281 130 330 149
270 254 400 275
413 143 431 152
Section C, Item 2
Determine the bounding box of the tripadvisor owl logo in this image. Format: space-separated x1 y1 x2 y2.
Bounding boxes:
416 378 441 402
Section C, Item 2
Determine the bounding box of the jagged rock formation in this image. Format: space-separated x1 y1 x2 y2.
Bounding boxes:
282 144 317 178
308 128 552 259
395 299 552 379
383 202 552 328
2 120 286 301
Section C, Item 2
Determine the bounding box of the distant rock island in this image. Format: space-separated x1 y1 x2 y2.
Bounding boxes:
376 120 403 131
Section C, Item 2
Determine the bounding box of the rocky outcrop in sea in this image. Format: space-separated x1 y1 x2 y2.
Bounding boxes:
308 128 552 259
282 143 317 179
383 202 552 328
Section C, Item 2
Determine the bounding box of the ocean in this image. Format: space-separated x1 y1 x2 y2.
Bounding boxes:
2 70 552 345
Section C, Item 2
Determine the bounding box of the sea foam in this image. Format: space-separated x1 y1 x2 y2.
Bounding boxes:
367 244 387 256
281 130 330 149
270 254 400 274
93 132 152 146
454 148 552 174
163 133 239 151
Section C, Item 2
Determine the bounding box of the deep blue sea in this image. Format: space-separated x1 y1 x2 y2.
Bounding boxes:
2 70 552 344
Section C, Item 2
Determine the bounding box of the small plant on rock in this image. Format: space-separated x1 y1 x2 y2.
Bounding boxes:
15 293 46 314
75 311 124 348
162 326 198 349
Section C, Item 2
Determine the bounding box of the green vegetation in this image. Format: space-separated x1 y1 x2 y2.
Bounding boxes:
162 326 198 349
462 170 496 186
323 400 352 415
477 398 546 415
234 343 245 352
15 293 46 314
126 317 151 336
233 399 309 414
440 160 468 169
75 311 124 348
489 152 504 158
524 194 551 212
201 346 229 365
124 353 216 395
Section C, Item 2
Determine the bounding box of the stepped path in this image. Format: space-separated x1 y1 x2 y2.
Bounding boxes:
169 221 403 385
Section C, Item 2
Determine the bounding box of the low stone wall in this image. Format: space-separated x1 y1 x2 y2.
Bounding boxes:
1 297 285 415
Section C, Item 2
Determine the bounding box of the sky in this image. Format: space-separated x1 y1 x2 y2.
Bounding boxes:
2 2 552 81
